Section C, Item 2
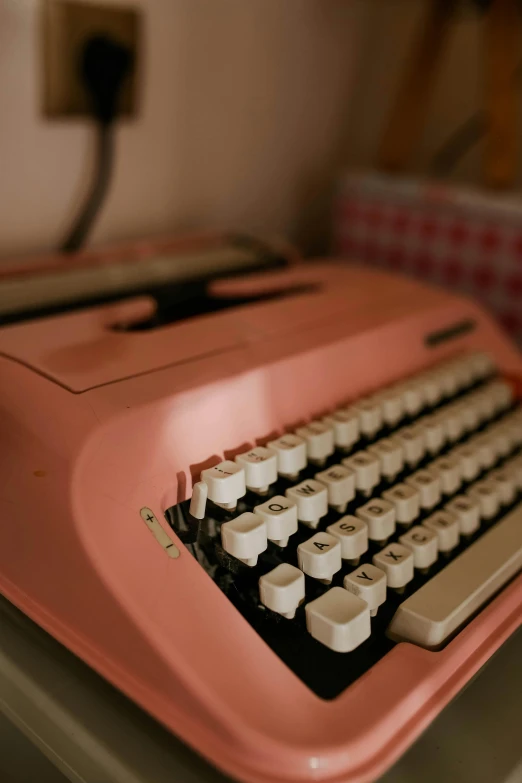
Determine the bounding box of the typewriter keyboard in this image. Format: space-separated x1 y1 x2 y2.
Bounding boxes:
168 352 522 699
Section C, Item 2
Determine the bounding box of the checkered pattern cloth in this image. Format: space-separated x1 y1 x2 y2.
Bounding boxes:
334 172 522 345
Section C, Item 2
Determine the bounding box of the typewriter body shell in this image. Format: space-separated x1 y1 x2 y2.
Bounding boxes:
0 259 520 783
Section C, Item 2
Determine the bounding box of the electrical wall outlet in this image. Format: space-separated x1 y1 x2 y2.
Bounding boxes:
43 0 141 118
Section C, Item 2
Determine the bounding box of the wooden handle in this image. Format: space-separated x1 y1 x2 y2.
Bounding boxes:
484 0 519 189
377 0 458 174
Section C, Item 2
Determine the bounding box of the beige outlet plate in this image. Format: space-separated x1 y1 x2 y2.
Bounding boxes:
43 0 141 118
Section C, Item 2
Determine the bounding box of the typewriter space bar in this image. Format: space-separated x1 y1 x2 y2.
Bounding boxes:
387 508 522 650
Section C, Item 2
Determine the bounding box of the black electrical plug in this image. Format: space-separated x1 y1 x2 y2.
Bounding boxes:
81 34 133 125
60 34 134 252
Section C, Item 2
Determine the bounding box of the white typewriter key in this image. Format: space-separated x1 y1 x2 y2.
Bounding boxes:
354 397 383 438
342 450 380 494
356 498 396 542
454 355 475 387
505 454 522 488
421 415 445 455
472 387 490 421
488 469 515 506
465 391 483 424
296 421 335 465
396 425 425 466
401 382 425 416
485 429 506 465
468 480 500 519
401 380 424 416
445 495 481 536
428 366 449 396
440 404 464 443
423 510 460 553
286 479 328 528
326 517 368 562
460 352 477 381
325 407 360 450
488 424 511 459
399 525 438 570
189 481 208 520
441 359 462 391
449 356 473 390
406 468 441 510
430 456 461 495
463 391 483 426
437 362 458 397
259 564 305 619
368 438 404 480
344 563 387 616
382 483 420 526
253 496 298 547
305 587 371 652
298 532 342 582
429 368 451 400
373 543 414 589
474 388 496 422
451 444 479 482
504 455 522 490
315 464 355 512
482 383 502 416
221 512 267 566
416 372 442 407
388 509 522 649
471 434 496 470
505 411 522 447
462 358 477 387
432 365 450 400
267 434 307 479
201 461 246 509
458 400 479 433
497 419 519 453
488 379 513 413
235 447 278 493
446 355 470 390
468 351 494 380
481 427 502 463
447 358 467 385
377 387 404 426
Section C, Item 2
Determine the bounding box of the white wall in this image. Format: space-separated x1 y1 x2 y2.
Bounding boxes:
0 0 366 258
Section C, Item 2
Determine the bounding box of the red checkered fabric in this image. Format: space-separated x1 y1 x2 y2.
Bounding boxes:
334 173 522 346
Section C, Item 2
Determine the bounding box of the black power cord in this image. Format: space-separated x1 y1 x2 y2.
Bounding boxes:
61 35 133 253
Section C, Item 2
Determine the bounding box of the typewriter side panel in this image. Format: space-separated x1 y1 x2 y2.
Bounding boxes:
71 292 522 779
0 359 196 709
0 269 520 783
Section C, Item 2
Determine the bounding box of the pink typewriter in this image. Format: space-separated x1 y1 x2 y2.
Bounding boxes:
0 236 520 783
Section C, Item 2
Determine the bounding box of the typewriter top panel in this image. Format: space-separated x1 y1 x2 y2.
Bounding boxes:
0 263 460 392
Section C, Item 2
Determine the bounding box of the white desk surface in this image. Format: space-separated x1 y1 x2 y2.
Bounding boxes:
0 595 520 783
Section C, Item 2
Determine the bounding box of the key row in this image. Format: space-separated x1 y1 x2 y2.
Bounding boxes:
190 352 499 515
304 472 522 655
282 406 522 529
325 350 495 444
258 454 522 651
219 411 522 564
261 360 506 476
222 448 522 570
193 380 510 508
258 540 420 651
296 458 519 584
